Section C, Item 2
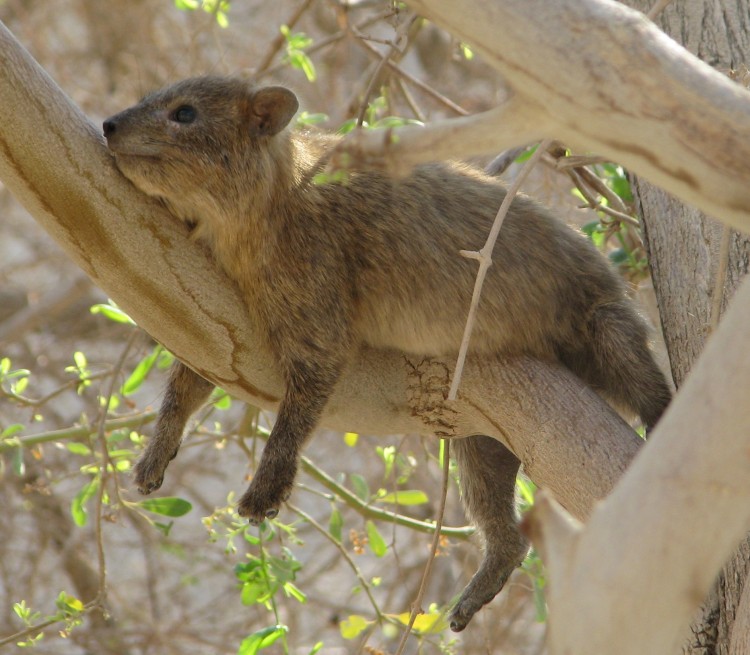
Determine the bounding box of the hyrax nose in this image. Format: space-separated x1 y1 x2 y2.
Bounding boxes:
102 118 117 138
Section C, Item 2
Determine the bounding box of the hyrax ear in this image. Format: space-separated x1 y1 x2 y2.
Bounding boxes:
247 86 299 136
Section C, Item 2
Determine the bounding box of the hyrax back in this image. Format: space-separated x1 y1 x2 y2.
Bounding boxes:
103 75 671 630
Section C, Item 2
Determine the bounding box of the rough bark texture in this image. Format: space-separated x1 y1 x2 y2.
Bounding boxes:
626 1 750 652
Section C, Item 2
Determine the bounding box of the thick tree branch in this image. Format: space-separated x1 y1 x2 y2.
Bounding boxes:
527 273 750 655
347 0 750 232
0 20 638 520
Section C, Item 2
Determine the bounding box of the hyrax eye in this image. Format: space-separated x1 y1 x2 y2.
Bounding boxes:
171 105 197 124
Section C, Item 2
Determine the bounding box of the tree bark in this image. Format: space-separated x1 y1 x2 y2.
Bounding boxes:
624 1 750 652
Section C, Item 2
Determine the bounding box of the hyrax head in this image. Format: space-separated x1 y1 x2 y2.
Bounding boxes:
103 76 299 221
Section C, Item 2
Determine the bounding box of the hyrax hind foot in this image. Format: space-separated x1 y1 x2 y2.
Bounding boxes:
132 446 180 495
448 540 528 632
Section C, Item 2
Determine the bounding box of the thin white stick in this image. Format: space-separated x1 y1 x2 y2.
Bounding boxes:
448 139 553 401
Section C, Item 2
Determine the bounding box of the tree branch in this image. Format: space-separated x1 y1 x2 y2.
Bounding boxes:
346 0 750 232
527 273 750 655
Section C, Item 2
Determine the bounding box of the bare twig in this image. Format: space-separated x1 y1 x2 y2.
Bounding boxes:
394 439 450 655
300 452 473 539
0 601 100 648
288 502 387 623
552 154 610 169
574 165 630 215
229 422 473 538
92 329 141 607
565 167 641 228
393 76 426 122
484 144 531 176
355 37 469 115
355 13 417 126
448 140 553 400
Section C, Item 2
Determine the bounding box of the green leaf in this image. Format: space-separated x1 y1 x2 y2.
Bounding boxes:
66 443 92 456
121 347 161 396
337 118 359 134
372 116 423 129
343 432 358 447
71 477 100 527
241 580 267 606
1 423 25 439
516 476 536 507
283 581 307 603
532 574 548 622
12 376 28 394
377 445 395 478
296 111 328 127
350 474 370 502
137 497 192 517
329 506 343 542
237 625 288 655
365 520 387 557
73 351 87 370
90 303 136 325
215 10 229 28
56 591 84 615
308 642 324 655
514 145 536 163
339 614 371 640
390 608 448 634
377 489 429 506
288 51 316 82
154 521 174 537
212 389 232 410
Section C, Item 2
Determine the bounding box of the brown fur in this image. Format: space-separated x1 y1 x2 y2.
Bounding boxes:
103 75 671 631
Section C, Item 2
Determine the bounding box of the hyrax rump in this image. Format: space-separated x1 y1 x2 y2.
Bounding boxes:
103 75 671 631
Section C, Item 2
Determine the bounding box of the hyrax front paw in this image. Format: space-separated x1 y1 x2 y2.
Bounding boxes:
237 475 293 526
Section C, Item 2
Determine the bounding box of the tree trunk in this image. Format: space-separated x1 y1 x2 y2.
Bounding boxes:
626 1 750 651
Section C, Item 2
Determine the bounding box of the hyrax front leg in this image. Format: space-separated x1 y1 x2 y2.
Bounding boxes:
237 358 342 525
449 435 528 632
133 361 214 494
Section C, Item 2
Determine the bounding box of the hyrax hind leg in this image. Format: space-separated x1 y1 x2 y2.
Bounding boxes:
449 435 528 632
133 361 214 494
